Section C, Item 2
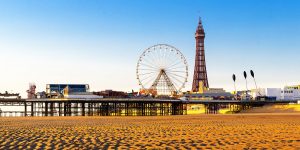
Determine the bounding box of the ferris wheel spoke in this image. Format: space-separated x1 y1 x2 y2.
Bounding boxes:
161 49 166 67
138 63 160 70
166 66 187 71
162 48 167 66
169 56 184 65
162 48 168 66
142 52 156 67
148 50 161 67
156 48 163 68
140 54 159 66
167 73 184 82
164 54 178 67
139 73 159 80
169 50 182 60
165 71 187 79
147 50 160 66
166 68 186 74
164 70 186 73
144 77 156 88
165 67 186 73
139 74 155 81
166 64 186 69
159 48 167 67
140 57 160 69
166 60 184 69
139 61 155 70
138 71 156 76
140 76 153 87
138 68 159 72
166 73 186 78
166 47 173 57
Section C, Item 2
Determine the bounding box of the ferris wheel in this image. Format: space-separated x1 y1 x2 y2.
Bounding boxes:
136 44 188 96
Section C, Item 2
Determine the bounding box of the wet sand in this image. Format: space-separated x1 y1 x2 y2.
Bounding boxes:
0 114 300 149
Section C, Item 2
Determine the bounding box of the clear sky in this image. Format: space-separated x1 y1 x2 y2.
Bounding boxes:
0 0 299 97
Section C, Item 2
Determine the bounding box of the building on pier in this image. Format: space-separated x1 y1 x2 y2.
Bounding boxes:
182 88 233 100
248 86 300 101
0 91 21 99
286 85 300 90
93 90 127 98
46 84 102 99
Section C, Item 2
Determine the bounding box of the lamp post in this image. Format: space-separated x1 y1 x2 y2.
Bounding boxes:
232 74 237 100
243 71 249 100
250 70 261 97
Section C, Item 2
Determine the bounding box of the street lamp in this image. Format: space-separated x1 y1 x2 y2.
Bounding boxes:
243 71 249 100
250 70 261 97
232 74 237 100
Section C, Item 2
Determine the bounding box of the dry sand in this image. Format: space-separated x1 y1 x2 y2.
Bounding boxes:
0 114 300 149
241 104 300 114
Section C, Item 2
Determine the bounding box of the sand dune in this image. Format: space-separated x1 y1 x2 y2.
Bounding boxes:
0 114 299 149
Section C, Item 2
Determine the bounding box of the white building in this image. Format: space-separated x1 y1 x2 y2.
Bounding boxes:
281 87 300 100
266 88 282 100
250 87 300 101
251 88 281 100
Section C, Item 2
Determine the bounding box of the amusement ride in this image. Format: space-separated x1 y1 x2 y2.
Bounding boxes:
136 44 188 97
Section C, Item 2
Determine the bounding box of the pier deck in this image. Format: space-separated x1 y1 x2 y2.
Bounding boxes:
0 98 298 116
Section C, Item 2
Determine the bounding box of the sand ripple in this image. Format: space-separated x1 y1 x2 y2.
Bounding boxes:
0 114 300 149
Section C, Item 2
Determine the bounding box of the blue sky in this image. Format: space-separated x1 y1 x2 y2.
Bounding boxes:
0 0 299 97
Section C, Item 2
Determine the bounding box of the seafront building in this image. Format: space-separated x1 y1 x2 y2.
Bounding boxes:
281 85 300 100
249 85 300 101
43 84 103 99
0 91 21 99
183 86 233 100
33 84 136 99
184 85 300 101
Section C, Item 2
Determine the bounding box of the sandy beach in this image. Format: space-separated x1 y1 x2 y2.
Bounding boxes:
0 113 300 149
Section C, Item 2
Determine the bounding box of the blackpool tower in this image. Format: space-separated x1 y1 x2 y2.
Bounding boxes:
192 18 209 92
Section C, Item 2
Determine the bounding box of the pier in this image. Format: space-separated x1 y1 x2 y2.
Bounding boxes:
0 99 298 117
0 98 187 117
188 100 298 114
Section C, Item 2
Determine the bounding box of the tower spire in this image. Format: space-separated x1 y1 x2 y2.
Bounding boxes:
197 17 204 32
198 17 202 24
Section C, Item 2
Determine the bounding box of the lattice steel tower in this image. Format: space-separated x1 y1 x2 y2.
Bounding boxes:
192 18 209 92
